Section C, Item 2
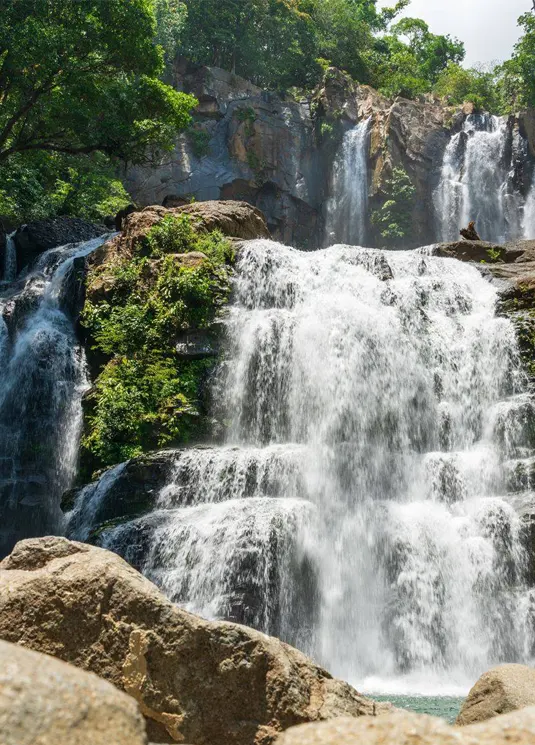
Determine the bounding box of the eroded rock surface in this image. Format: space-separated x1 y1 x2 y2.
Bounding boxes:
274 708 535 745
0 537 391 745
0 637 147 745
457 664 535 726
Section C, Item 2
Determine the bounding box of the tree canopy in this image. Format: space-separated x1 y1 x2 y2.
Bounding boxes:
0 0 196 164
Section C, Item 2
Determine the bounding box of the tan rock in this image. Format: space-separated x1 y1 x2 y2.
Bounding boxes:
0 537 391 745
275 707 535 745
274 711 462 745
0 638 147 745
457 664 535 725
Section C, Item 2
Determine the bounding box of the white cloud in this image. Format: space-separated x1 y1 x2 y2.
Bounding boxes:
378 0 530 66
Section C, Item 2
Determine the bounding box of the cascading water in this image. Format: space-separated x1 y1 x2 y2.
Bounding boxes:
83 238 535 693
0 234 108 555
325 118 371 246
3 232 17 282
434 114 525 244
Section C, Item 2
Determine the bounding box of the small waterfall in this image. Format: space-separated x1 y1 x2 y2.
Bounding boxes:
0 234 108 555
3 232 17 282
325 118 371 246
82 239 535 692
434 114 525 244
523 175 535 239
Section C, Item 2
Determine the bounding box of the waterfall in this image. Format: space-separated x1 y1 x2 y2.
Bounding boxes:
434 114 525 244
0 234 108 556
84 239 535 693
3 232 17 282
325 118 371 246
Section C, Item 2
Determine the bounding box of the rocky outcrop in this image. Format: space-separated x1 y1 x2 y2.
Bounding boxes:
0 537 392 745
125 62 321 248
124 62 477 250
456 664 535 726
0 637 147 745
90 200 269 275
13 216 105 273
274 708 535 745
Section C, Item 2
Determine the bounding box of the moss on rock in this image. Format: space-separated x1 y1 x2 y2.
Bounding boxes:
79 213 234 481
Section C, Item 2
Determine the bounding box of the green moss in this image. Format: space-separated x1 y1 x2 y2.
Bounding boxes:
80 214 233 480
188 127 211 158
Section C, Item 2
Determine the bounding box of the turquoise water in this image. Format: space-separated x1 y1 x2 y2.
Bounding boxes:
371 695 463 723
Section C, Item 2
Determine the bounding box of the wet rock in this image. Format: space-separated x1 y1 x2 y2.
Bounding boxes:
0 638 147 745
457 664 535 725
65 451 175 537
115 203 138 231
14 216 104 273
0 537 392 745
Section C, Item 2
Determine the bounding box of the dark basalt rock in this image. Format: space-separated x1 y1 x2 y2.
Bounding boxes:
14 217 104 273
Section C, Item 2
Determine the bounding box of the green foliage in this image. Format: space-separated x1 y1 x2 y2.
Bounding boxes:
371 168 416 246
434 63 502 113
0 151 130 223
153 0 188 61
81 215 233 477
377 18 464 99
0 0 197 165
188 128 211 158
500 13 535 111
174 0 410 91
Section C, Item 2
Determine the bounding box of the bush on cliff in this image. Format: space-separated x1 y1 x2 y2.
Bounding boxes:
80 215 233 479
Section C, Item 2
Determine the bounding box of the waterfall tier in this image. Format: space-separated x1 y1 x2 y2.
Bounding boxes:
72 239 535 693
325 119 371 247
434 114 531 244
0 235 108 555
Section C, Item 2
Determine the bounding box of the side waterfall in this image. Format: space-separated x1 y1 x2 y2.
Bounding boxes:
85 239 535 693
325 119 371 246
434 114 526 243
0 235 108 555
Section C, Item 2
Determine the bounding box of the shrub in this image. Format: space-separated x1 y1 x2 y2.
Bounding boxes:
80 215 233 479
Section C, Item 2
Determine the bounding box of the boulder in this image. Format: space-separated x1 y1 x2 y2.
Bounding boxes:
457 664 535 725
14 216 104 272
0 537 392 745
274 712 460 745
274 707 535 745
90 201 270 272
0 638 147 745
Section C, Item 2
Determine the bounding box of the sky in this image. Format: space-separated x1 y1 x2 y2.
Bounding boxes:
378 0 531 66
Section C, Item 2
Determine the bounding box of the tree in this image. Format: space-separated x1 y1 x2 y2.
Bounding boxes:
0 0 197 165
500 12 535 110
434 62 502 112
371 168 416 246
377 18 465 99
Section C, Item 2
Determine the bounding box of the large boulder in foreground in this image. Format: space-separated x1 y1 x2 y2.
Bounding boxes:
456 664 535 726
0 638 146 745
275 707 535 745
0 537 391 745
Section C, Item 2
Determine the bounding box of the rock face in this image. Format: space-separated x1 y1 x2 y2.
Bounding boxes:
274 708 535 745
124 62 475 250
0 638 147 745
456 664 535 726
125 62 322 248
0 537 392 745
14 216 104 272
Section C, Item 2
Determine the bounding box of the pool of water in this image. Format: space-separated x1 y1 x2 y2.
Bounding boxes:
371 695 463 723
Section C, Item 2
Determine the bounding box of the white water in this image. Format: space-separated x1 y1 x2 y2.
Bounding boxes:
325 119 371 246
90 239 535 694
3 232 17 282
0 235 108 554
434 114 525 244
